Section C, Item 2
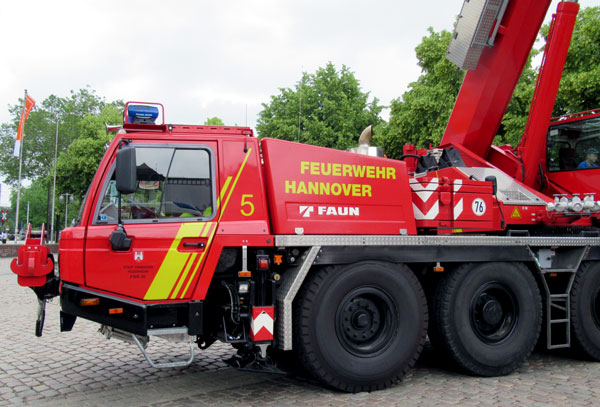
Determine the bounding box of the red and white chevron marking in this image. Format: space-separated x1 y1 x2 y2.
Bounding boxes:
250 306 274 341
411 177 465 221
411 178 439 220
453 179 463 220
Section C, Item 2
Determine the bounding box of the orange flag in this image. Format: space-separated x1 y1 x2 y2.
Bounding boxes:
13 95 36 157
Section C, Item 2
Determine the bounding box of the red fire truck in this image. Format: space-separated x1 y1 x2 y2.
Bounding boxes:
11 0 600 392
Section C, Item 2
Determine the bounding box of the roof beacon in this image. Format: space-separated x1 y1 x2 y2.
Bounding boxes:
126 104 160 124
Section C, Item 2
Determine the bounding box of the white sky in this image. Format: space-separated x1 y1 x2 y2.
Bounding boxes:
0 0 596 206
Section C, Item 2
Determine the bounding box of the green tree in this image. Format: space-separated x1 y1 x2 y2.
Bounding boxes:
257 62 383 150
550 6 600 115
204 117 224 126
9 178 50 230
0 87 118 185
380 6 599 155
55 105 123 200
498 6 600 146
376 29 464 158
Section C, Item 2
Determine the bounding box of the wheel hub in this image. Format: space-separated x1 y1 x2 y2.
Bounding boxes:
336 287 397 357
353 311 371 329
470 282 518 344
482 299 503 325
341 298 381 343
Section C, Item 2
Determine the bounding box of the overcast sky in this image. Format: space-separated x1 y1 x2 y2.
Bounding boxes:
0 0 595 206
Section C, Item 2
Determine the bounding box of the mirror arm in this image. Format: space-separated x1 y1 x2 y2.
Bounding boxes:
117 191 123 226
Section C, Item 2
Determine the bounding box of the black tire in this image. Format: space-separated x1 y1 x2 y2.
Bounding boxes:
429 262 542 376
571 261 600 360
293 262 427 392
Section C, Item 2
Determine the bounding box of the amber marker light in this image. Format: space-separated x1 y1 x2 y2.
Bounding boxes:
109 308 124 315
80 298 100 306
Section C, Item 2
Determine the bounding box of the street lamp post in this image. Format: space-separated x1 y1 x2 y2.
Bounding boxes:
59 193 74 229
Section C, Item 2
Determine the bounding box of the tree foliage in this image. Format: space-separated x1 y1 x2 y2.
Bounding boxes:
495 6 600 146
379 7 599 156
0 88 122 185
550 6 600 115
203 117 224 126
257 63 383 150
375 29 464 158
55 105 122 199
0 88 123 229
9 178 51 230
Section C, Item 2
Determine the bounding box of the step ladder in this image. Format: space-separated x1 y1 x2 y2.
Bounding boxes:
530 247 588 349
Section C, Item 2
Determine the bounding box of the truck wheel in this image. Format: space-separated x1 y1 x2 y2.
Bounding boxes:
293 262 427 392
429 262 541 376
571 262 600 360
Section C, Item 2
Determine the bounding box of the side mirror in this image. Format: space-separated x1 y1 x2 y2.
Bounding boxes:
116 147 137 194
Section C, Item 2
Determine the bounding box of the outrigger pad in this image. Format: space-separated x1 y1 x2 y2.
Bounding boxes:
11 245 54 287
10 223 55 288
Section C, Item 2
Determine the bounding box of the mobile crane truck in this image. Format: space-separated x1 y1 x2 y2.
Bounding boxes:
11 0 600 392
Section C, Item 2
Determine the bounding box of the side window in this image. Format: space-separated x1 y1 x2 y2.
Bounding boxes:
547 117 600 172
97 147 214 223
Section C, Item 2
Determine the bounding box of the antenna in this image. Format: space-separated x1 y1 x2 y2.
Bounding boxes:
298 66 303 143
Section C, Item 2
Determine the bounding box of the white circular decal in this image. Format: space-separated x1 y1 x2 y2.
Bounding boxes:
472 198 486 216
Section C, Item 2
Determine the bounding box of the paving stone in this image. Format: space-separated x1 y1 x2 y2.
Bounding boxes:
2 257 600 406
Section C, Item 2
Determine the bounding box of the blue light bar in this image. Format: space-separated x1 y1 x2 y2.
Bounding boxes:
127 105 160 124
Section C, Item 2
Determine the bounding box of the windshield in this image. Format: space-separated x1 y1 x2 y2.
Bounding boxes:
546 116 600 171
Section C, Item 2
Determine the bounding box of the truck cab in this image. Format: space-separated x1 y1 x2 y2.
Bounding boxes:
544 111 600 196
56 103 273 341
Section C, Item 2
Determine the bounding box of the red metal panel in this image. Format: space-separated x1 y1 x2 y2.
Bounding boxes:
442 0 551 158
216 139 270 233
85 224 183 299
58 227 85 285
410 171 500 232
186 139 272 300
261 138 416 235
547 169 600 197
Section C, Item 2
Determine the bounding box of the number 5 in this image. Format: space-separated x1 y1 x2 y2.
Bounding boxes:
241 194 255 217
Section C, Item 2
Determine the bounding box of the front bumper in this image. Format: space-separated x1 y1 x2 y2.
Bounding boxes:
60 284 203 336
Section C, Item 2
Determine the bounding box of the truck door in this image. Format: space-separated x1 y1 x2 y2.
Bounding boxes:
85 142 218 300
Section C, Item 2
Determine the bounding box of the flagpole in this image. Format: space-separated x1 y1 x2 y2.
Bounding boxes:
50 114 59 242
14 89 26 242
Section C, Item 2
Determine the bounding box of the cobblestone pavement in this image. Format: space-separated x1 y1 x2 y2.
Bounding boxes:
2 258 600 406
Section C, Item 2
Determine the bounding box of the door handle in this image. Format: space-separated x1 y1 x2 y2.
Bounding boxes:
182 242 205 248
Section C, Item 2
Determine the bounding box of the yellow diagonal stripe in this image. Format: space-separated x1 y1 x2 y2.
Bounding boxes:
144 222 205 300
180 149 253 298
219 176 233 208
169 223 208 299
180 222 213 298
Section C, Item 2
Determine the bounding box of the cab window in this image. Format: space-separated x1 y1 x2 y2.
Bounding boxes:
547 116 600 171
96 146 214 223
